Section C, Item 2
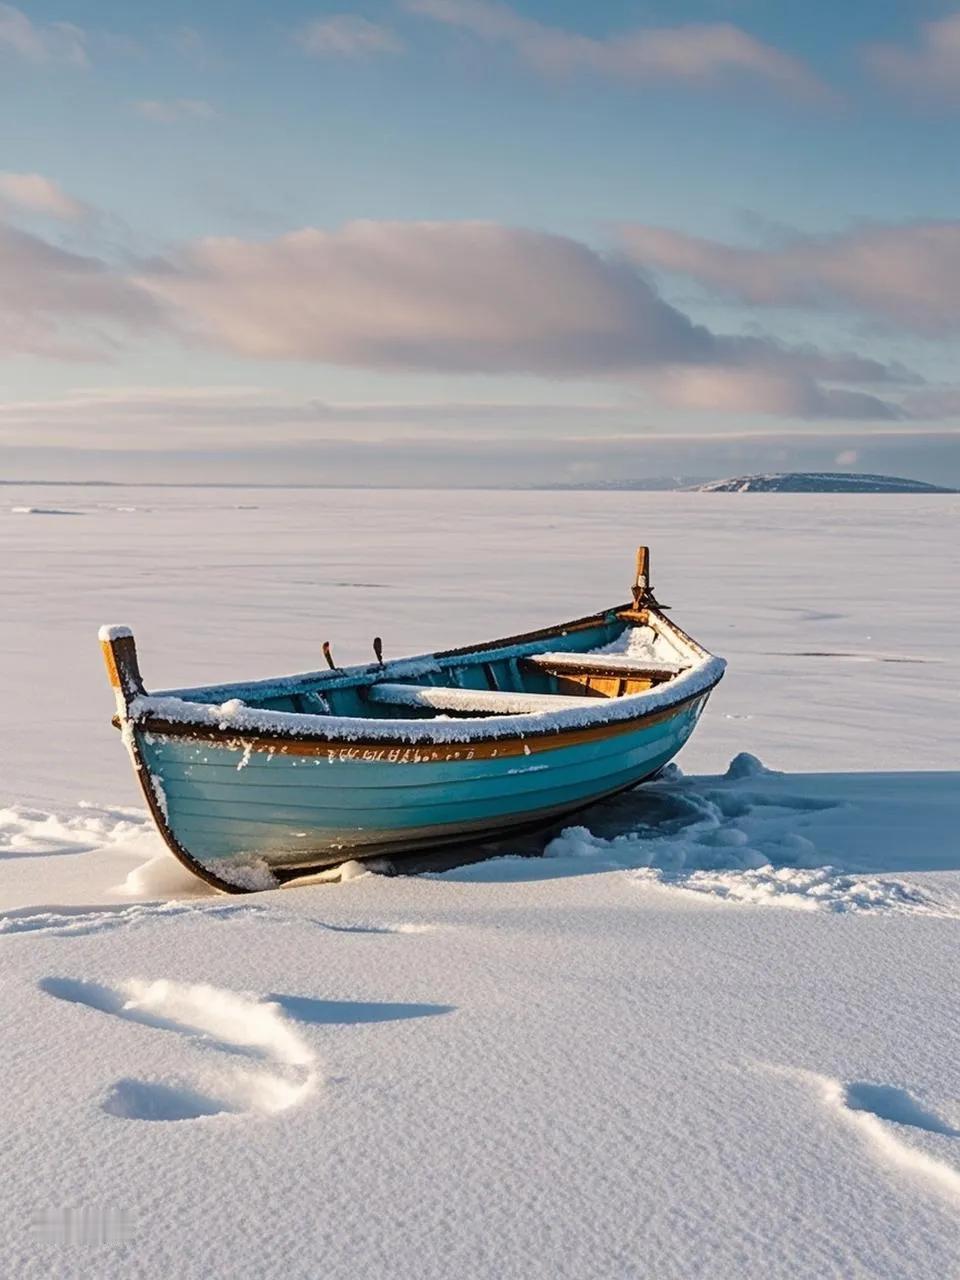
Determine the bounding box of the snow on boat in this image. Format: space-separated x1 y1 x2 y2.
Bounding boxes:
99 548 725 892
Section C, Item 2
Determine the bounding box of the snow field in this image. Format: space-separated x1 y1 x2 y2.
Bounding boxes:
1 488 958 1278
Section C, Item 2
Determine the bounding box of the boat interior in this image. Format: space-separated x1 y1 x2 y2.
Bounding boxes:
161 603 702 727
129 553 708 730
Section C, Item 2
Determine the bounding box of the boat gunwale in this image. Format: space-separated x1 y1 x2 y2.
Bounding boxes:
127 599 723 755
100 562 724 893
131 678 721 759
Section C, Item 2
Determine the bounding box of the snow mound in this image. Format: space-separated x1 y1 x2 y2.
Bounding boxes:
540 759 831 879
724 751 777 780
502 756 960 915
116 853 212 898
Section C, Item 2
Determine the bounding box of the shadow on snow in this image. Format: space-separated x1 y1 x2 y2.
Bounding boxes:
396 764 960 884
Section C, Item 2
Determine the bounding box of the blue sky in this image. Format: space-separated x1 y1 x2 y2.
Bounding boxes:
1 0 959 483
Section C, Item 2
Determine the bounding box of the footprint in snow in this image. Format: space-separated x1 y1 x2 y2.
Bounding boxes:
40 976 317 1122
820 1073 960 1204
764 1064 960 1206
39 976 452 1122
842 1081 960 1138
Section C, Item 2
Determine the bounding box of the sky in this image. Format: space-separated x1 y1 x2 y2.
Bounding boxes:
1 0 959 485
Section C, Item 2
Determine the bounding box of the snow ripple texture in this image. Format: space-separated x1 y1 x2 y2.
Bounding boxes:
633 864 946 915
0 803 150 858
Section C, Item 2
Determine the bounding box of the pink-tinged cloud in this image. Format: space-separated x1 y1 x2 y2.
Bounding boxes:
622 221 960 334
865 12 960 102
298 15 404 57
0 211 914 421
136 221 721 373
0 3 86 65
403 0 831 99
132 220 907 420
0 221 159 359
0 172 87 220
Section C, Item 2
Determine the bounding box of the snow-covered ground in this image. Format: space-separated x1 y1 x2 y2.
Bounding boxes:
2 487 958 1278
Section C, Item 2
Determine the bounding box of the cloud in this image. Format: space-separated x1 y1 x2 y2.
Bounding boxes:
130 220 911 421
298 15 404 57
865 12 960 102
136 221 721 373
0 386 655 448
0 172 87 220
135 98 217 123
403 0 830 99
622 221 960 334
0 213 918 422
0 385 928 460
6 416 958 488
0 221 160 359
0 3 87 65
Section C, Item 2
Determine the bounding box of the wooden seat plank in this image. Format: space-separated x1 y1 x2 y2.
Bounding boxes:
366 682 592 715
523 652 686 677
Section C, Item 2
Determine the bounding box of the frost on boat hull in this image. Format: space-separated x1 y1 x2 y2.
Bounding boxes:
99 548 725 893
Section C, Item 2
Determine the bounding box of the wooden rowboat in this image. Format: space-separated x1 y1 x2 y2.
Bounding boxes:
100 548 725 892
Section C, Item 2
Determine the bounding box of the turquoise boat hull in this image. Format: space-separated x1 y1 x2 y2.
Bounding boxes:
101 550 724 891
136 691 709 878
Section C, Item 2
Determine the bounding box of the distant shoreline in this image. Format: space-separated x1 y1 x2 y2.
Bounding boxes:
2 480 956 493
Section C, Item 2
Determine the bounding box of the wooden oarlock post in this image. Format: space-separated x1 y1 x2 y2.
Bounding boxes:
632 546 650 611
613 545 650 622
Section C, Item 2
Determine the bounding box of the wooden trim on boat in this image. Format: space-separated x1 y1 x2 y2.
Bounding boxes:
130 685 716 762
520 657 680 683
99 629 246 892
433 608 615 660
100 630 145 702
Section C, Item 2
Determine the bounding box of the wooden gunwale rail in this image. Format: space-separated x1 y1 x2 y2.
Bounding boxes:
129 684 717 762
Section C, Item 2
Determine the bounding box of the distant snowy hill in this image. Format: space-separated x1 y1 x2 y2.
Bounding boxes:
693 472 956 493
